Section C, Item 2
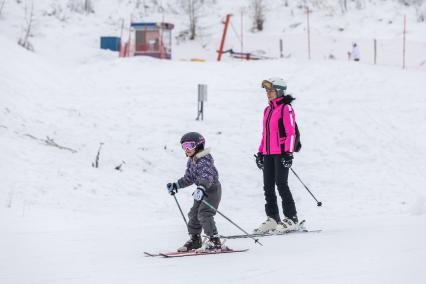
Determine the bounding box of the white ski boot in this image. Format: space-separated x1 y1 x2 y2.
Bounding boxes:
275 217 299 234
253 217 278 234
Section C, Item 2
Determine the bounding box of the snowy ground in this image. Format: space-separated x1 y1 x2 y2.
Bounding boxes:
1 39 426 282
2 211 425 283
1 1 426 283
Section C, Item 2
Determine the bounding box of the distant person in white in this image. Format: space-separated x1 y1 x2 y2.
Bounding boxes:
351 43 360 62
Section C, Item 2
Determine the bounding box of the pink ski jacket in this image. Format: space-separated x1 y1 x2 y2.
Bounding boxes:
258 96 297 155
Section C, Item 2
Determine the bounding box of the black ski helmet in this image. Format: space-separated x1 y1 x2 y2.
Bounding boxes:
180 132 205 152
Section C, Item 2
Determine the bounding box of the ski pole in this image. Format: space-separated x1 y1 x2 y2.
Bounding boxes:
201 199 263 246
290 168 322 207
173 195 188 228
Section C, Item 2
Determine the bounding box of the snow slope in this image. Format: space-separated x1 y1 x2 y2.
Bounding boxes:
1 35 426 283
1 0 425 66
1 1 426 283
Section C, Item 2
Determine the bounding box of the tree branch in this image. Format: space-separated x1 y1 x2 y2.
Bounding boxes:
0 0 7 17
18 0 34 51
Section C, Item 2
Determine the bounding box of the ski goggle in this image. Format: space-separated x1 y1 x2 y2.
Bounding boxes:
181 141 197 151
261 80 273 89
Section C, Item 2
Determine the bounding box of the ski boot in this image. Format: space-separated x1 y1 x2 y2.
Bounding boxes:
203 234 223 251
253 217 278 234
177 234 202 252
275 216 299 234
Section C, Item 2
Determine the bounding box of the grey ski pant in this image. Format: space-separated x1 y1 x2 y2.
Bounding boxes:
187 181 222 236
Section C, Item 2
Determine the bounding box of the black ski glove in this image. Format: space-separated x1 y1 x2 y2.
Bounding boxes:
254 152 264 170
166 182 179 195
281 153 293 168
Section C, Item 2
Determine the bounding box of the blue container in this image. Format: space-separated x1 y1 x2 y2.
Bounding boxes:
100 37 121 52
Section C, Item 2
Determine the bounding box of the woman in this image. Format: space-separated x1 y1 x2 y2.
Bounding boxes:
254 77 299 234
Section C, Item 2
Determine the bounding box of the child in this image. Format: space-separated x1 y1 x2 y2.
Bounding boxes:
166 132 222 252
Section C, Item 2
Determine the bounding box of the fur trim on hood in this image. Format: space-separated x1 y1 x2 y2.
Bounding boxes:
193 148 211 161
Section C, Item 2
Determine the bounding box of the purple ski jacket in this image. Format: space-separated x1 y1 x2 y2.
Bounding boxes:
258 96 297 155
177 149 219 190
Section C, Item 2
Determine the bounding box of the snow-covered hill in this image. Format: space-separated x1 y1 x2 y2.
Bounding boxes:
1 0 426 66
1 1 426 283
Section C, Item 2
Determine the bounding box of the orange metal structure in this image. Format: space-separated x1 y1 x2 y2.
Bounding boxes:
217 14 232 61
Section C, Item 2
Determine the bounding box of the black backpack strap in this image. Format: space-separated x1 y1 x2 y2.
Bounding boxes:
295 123 301 152
280 104 301 153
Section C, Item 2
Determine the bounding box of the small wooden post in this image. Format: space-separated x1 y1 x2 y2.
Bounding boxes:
158 25 163 59
306 7 311 60
374 39 377 65
127 14 133 57
119 19 124 57
280 39 284 58
241 9 244 61
402 15 406 69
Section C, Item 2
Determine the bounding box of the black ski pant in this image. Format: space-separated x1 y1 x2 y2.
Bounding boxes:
263 154 297 222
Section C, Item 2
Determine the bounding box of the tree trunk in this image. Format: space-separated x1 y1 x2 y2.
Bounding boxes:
0 0 7 16
189 0 196 40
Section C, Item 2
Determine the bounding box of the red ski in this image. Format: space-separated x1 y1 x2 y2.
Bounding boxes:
144 247 248 258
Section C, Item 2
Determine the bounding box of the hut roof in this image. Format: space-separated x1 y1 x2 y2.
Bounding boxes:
130 22 174 30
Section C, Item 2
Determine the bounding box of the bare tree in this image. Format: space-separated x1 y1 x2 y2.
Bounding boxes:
252 0 265 31
250 0 265 32
17 0 34 51
415 1 426 22
135 0 147 13
179 0 217 40
83 0 94 13
188 0 197 39
355 0 364 9
68 0 94 14
0 0 6 17
339 0 347 13
42 1 66 21
179 0 203 40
